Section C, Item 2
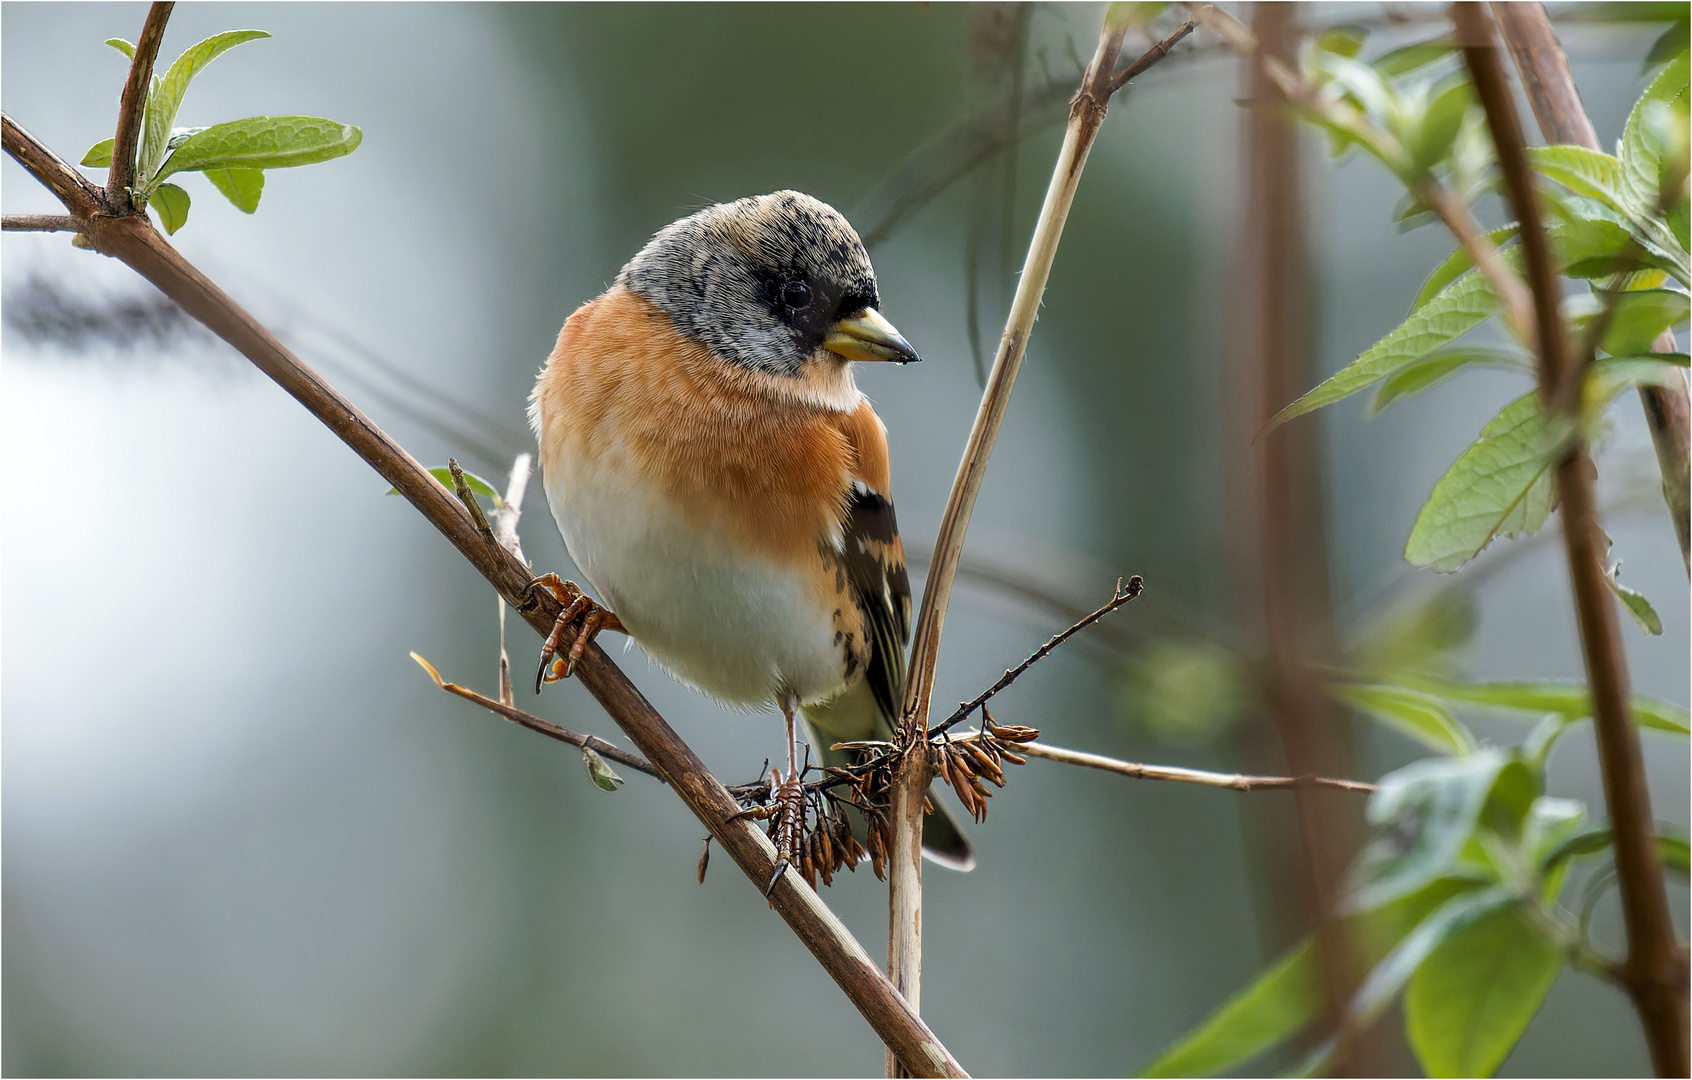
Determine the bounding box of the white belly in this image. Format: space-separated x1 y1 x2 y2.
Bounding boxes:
545 458 848 710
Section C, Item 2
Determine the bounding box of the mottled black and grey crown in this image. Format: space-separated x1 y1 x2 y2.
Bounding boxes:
618 191 881 376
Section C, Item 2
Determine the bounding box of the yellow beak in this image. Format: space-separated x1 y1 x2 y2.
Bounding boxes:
822 307 921 364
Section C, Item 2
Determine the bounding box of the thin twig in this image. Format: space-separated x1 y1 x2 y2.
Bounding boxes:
2 106 966 1080
448 456 503 563
933 576 1143 736
1110 21 1198 93
107 2 173 213
1457 6 1687 1075
1492 0 1691 572
1014 740 1376 793
412 652 660 778
2 214 80 232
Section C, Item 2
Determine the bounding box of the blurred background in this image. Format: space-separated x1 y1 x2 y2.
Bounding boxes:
2 3 1685 1075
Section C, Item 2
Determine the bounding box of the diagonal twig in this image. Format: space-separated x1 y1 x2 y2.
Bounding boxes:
107 2 173 214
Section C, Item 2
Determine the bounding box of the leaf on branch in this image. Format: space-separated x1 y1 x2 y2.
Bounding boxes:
388 466 501 502
1404 393 1557 572
1604 562 1664 636
582 746 625 791
1531 144 1634 215
1644 19 1689 73
1594 288 1690 356
105 37 136 59
1404 905 1563 1078
1372 35 1457 78
1266 267 1499 432
81 137 115 168
142 30 272 187
1411 226 1517 312
1333 683 1477 756
150 182 190 235
204 167 265 213
1408 77 1473 176
1621 49 1689 214
1370 346 1533 414
155 115 362 182
1416 679 1691 736
1137 940 1320 1077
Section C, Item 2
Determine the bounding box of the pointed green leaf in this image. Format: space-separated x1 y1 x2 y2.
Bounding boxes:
1371 346 1533 414
386 466 500 500
1410 78 1473 175
150 182 190 234
81 137 115 168
582 747 625 791
1372 35 1457 78
1412 227 1517 312
1605 565 1664 635
1268 267 1499 431
1645 19 1689 72
141 30 271 187
1417 679 1690 735
1316 26 1368 60
105 38 136 59
1530 144 1633 214
1405 905 1564 1078
1621 49 1689 212
1137 940 1320 1077
1333 683 1477 756
1405 393 1557 572
1584 354 1691 408
204 167 265 213
156 115 362 181
1597 288 1690 356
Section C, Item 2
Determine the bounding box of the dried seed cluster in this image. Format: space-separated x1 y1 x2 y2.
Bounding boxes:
933 717 1039 824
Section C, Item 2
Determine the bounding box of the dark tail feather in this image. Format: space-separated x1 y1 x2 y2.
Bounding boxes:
921 797 976 871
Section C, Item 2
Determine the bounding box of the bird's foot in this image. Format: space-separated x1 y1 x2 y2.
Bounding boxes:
767 767 807 891
528 573 625 692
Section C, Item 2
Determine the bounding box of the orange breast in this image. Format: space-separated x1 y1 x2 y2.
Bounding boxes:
532 285 890 568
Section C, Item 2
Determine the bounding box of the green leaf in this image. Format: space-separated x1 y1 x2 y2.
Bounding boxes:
1531 144 1633 214
1316 26 1368 60
1412 227 1517 312
1105 2 1167 32
1333 683 1477 756
1348 752 1509 912
1410 77 1473 175
141 30 272 186
1404 393 1557 572
1597 288 1690 356
1405 904 1564 1078
1584 355 1692 410
1605 564 1664 635
1645 19 1689 72
203 167 265 213
1354 590 1478 676
1372 35 1457 78
1370 346 1533 414
106 38 136 59
1525 798 1587 868
1137 940 1320 1077
582 747 624 791
150 182 190 234
1268 267 1499 431
1621 50 1689 212
1660 826 1691 875
155 115 362 181
81 137 115 168
1417 679 1691 735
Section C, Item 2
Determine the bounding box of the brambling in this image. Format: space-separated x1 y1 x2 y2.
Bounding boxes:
528 190 973 872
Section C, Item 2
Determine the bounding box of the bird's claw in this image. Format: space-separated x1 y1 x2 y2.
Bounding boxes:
529 573 625 693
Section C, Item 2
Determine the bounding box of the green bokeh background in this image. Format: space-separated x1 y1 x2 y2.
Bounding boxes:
2 3 1685 1075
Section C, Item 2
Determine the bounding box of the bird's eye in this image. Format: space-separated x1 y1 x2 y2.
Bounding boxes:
780 280 812 309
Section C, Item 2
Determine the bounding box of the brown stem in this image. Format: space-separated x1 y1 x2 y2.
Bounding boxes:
1457 6 1688 1074
1110 20 1198 94
1015 742 1375 793
2 109 966 1080
2 213 81 232
1491 0 1691 573
107 2 173 213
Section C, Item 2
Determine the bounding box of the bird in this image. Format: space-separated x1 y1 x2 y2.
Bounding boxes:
527 190 973 873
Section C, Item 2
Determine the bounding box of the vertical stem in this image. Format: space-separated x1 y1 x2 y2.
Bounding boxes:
886 17 1130 1076
1458 6 1689 1074
1240 6 1369 1070
107 2 173 214
1491 0 1691 573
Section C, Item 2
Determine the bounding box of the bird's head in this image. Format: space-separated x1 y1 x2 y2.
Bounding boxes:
618 191 920 401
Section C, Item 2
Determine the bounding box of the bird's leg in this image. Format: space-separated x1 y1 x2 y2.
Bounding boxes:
771 697 807 875
527 573 626 692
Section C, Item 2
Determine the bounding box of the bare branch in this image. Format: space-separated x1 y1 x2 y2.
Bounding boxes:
933 576 1142 736
1 110 966 1079
1109 20 1198 94
108 2 174 213
2 214 81 232
1014 741 1376 793
1457 5 1688 1073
